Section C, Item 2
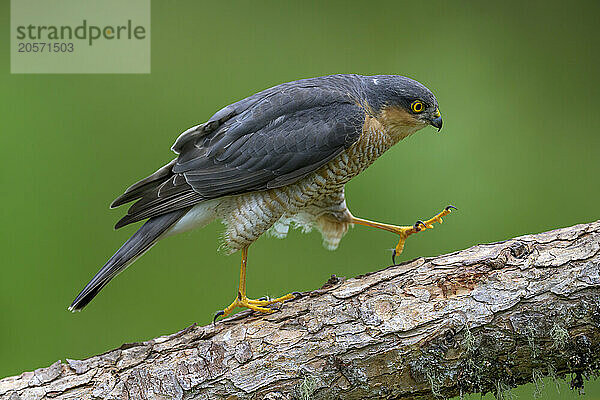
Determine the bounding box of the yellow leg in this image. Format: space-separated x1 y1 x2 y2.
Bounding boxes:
214 247 297 322
350 205 456 264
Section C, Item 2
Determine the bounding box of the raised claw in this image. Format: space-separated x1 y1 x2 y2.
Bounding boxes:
445 205 457 211
414 220 426 232
213 310 225 324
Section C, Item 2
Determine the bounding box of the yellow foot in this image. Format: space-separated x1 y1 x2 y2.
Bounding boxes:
214 292 299 323
392 205 456 264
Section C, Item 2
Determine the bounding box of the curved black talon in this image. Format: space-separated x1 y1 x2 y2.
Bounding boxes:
213 310 224 324
257 296 269 301
392 249 397 265
445 205 457 211
292 291 303 299
414 220 426 232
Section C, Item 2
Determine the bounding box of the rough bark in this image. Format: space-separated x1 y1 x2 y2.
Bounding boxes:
2 221 600 400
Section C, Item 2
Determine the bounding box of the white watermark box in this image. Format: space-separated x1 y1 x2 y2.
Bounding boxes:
10 0 150 73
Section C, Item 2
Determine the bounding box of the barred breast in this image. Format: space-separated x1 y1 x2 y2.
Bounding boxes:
216 114 420 253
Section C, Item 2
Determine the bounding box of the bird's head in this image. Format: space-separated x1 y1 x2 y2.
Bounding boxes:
363 75 442 138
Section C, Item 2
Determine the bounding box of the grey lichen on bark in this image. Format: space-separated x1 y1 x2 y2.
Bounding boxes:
2 221 600 400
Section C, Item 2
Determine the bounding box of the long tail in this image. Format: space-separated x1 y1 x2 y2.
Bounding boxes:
69 208 189 311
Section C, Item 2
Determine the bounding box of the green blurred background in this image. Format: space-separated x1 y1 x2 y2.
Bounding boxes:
1 1 599 397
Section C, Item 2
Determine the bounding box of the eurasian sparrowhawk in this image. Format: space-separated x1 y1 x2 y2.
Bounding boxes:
69 74 453 318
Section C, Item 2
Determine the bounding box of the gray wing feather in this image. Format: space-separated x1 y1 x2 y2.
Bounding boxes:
111 159 177 208
113 77 366 228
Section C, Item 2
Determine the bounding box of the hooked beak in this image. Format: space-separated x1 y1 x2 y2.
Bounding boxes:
430 108 443 132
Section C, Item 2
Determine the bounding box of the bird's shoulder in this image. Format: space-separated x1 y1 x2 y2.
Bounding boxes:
171 75 373 155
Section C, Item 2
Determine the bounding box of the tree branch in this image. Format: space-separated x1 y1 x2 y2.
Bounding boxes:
2 221 600 400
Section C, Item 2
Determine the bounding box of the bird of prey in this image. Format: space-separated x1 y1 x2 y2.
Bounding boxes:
69 74 453 319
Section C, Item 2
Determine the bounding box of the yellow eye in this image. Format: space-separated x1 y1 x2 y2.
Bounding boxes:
411 100 424 113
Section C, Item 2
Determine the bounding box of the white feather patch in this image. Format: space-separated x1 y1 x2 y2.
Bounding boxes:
166 199 220 236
